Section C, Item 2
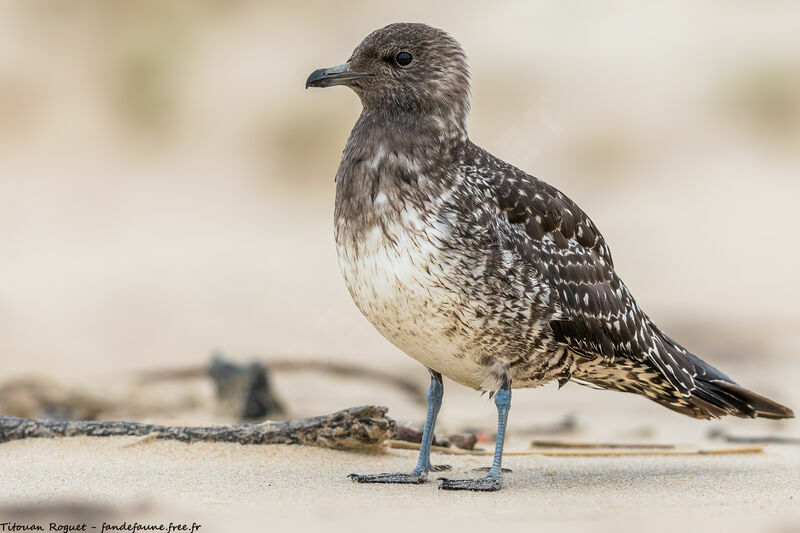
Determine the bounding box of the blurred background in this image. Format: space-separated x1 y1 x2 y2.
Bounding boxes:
0 0 799 437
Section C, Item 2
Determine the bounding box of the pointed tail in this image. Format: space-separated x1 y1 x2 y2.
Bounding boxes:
686 354 794 420
657 332 794 420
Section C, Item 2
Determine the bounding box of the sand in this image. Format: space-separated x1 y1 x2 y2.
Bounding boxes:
1 434 799 533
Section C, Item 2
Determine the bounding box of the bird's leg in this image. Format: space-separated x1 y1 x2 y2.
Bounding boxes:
413 370 450 473
349 369 449 484
439 379 511 492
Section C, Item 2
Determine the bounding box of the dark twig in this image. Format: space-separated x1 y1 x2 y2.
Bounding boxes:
0 405 395 450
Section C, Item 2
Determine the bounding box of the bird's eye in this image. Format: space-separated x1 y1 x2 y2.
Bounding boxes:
395 51 413 67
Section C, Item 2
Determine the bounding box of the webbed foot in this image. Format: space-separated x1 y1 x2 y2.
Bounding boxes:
349 464 450 484
349 472 427 484
437 475 502 492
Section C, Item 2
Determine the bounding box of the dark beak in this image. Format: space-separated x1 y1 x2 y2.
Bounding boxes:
305 62 370 89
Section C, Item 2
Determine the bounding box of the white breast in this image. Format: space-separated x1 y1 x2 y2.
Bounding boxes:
336 205 488 389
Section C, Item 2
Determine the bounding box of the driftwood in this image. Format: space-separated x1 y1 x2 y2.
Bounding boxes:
0 405 395 450
137 356 428 405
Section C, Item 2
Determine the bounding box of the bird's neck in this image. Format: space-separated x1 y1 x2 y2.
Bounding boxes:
342 107 466 175
334 107 467 238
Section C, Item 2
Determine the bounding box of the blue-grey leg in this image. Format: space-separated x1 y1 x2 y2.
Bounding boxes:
439 379 511 491
350 369 450 484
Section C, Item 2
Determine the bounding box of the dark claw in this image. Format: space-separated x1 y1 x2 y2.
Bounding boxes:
349 472 427 484
437 477 502 492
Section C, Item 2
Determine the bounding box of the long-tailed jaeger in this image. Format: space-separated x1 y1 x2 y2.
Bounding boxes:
306 22 794 491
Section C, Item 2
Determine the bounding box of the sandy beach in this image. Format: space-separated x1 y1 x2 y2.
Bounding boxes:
2 423 799 532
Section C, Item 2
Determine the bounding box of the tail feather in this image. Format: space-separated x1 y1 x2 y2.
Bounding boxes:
695 378 795 420
659 334 794 420
571 333 794 420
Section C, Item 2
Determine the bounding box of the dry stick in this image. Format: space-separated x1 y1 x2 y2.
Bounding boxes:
384 440 764 457
0 405 395 450
137 359 427 405
531 440 675 449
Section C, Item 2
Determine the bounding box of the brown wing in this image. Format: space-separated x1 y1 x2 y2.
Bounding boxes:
486 154 697 395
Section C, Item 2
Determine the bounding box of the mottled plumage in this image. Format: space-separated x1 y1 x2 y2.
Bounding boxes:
307 23 793 490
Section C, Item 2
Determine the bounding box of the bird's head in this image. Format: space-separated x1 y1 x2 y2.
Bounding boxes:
306 23 471 140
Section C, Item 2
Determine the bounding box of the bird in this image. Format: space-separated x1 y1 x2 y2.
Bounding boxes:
305 22 794 492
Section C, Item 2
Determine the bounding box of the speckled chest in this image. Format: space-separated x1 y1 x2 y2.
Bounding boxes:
335 200 494 388
334 186 569 391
